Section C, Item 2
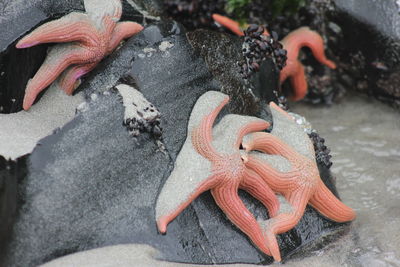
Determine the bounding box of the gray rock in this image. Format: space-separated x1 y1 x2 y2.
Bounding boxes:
334 0 400 41
331 0 400 107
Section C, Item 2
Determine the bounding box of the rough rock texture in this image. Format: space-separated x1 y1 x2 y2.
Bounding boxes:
334 0 400 40
1 3 349 267
187 29 279 118
330 5 400 108
0 156 27 263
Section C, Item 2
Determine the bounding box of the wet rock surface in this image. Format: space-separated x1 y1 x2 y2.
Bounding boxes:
1 3 349 267
0 156 27 263
329 3 400 108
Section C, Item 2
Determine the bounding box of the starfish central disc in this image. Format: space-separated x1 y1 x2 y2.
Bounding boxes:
212 154 245 178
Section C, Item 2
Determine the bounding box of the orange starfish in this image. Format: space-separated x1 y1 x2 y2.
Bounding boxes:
16 0 143 110
242 102 356 261
156 91 355 262
212 14 336 101
156 91 280 258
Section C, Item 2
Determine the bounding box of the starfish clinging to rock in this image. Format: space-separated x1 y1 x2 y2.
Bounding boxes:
156 91 281 257
242 102 356 261
16 0 143 110
212 14 336 101
156 90 355 262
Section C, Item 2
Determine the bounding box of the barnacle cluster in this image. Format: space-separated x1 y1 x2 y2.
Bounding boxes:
240 24 287 79
309 132 333 169
115 84 162 138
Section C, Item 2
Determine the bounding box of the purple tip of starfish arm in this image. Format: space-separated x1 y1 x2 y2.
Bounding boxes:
16 41 38 49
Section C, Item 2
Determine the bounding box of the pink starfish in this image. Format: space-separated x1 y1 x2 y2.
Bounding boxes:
212 14 336 101
280 27 336 100
156 91 280 258
242 102 356 261
16 0 143 110
156 91 355 262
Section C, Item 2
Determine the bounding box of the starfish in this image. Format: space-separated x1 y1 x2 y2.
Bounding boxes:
212 14 336 101
156 91 281 257
16 0 143 110
156 91 355 262
241 102 356 261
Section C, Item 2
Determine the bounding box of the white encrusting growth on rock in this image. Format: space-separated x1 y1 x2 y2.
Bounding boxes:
159 41 174 52
115 84 161 137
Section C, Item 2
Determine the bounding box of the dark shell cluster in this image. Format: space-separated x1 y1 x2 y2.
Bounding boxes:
309 132 332 169
240 24 287 80
123 109 163 139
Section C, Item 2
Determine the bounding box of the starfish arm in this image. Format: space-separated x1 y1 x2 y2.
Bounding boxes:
260 185 315 262
309 180 356 222
188 91 230 136
156 173 220 233
241 168 280 218
211 181 272 257
281 27 336 70
23 45 91 110
246 155 297 192
57 63 97 95
212 114 269 154
243 132 298 161
288 62 308 101
107 22 144 54
16 13 98 48
212 14 244 36
191 93 230 160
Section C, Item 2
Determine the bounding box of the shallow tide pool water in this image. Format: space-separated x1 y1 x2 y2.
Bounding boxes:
287 93 400 267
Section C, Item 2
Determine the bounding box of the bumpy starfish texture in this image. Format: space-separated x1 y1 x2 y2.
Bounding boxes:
156 91 355 262
212 14 336 101
156 91 280 257
242 102 356 261
16 0 143 110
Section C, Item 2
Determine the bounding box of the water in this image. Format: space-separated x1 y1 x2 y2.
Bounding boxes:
287 93 400 267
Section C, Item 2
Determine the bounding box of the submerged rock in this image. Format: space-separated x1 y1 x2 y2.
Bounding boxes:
1 4 349 266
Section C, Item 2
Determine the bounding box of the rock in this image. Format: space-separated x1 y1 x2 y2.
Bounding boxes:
187 29 279 118
0 155 27 263
334 0 400 40
330 0 400 107
1 8 350 267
